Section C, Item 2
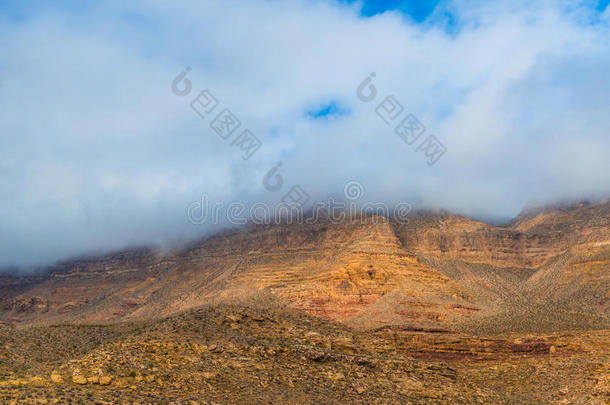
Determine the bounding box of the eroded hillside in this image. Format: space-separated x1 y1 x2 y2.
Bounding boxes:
1 201 609 334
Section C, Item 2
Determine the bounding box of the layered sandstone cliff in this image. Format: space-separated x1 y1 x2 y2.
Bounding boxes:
1 201 608 332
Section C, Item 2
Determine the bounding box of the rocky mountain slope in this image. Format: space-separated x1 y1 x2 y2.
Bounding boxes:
1 200 608 334
1 200 609 404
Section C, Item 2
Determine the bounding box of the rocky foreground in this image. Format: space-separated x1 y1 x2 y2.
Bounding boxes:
0 303 608 404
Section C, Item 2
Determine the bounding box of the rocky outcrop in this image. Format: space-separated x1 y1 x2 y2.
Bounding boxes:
3 297 48 313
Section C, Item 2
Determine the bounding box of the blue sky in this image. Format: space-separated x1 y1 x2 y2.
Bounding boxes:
1 0 609 268
343 0 442 20
306 100 351 119
351 0 610 16
598 0 610 11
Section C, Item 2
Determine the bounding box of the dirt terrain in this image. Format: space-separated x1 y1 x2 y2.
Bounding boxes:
1 303 609 404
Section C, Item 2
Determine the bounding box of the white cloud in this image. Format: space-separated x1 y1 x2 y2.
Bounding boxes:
0 0 609 267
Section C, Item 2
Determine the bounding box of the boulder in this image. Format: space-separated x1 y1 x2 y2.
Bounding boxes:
99 375 113 385
72 375 87 385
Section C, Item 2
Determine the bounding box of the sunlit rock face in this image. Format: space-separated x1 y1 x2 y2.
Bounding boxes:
1 201 608 333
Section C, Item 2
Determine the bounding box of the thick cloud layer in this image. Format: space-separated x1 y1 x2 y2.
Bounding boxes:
1 0 609 268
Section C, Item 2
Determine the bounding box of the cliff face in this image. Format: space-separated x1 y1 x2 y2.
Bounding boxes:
393 215 556 270
1 201 608 332
390 202 609 272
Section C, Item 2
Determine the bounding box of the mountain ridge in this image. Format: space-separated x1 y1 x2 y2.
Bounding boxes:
1 199 608 334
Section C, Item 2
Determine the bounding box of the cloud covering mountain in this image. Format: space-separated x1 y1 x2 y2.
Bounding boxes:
1 0 609 267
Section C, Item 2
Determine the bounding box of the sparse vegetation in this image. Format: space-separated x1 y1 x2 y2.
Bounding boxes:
0 304 608 404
